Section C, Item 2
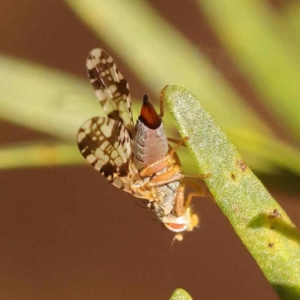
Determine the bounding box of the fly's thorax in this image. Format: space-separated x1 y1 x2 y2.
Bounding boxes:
148 180 180 218
133 118 169 170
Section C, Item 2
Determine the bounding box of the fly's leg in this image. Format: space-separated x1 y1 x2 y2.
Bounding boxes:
141 131 209 180
139 155 177 178
145 165 183 188
172 179 205 215
182 178 206 209
159 87 165 118
172 183 185 217
167 137 187 146
169 136 210 179
140 137 188 178
141 162 210 189
172 180 201 232
140 137 210 187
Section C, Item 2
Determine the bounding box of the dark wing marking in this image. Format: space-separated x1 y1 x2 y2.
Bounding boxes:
77 116 133 189
86 48 134 138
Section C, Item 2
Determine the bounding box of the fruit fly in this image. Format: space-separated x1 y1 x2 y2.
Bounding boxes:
77 48 204 236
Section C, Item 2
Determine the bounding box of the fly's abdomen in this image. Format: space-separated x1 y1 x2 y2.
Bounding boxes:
133 95 169 170
134 119 168 170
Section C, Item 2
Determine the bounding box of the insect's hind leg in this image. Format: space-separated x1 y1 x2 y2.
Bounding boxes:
171 178 205 216
181 178 206 210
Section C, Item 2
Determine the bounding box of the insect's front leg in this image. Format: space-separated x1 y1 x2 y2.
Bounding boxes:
139 154 176 178
144 165 184 188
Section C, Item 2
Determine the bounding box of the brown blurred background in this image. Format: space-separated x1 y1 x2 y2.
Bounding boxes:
0 1 298 299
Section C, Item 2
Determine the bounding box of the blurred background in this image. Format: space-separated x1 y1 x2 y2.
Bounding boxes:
0 0 299 299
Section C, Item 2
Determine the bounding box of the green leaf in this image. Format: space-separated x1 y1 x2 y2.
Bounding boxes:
65 0 272 134
0 54 97 142
283 2 300 37
163 85 300 300
169 288 193 300
1 54 300 175
0 142 80 170
63 0 300 176
198 0 300 143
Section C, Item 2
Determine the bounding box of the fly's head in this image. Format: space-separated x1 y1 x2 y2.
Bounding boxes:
162 207 199 233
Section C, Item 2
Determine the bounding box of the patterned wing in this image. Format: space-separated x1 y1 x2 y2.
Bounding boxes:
77 116 135 191
86 48 134 137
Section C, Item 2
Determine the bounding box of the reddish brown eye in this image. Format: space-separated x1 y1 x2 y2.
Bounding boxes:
164 222 187 233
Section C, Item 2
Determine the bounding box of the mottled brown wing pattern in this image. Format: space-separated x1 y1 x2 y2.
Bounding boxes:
78 48 137 190
78 48 202 236
77 116 134 190
86 48 134 137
